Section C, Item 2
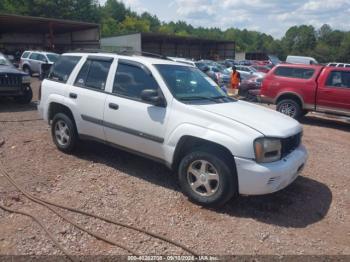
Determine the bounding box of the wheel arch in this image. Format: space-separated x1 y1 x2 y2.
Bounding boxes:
172 135 237 172
48 102 76 125
276 92 304 109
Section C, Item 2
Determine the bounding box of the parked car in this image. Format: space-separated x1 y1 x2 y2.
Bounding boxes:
286 55 318 65
251 64 271 73
0 52 32 103
20 51 59 76
327 62 350 68
260 64 350 119
38 51 308 206
236 65 266 80
238 75 264 101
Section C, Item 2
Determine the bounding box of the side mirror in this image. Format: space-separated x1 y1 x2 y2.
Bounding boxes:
141 89 166 107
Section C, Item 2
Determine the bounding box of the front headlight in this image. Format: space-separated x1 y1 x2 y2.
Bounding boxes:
254 137 282 163
22 75 31 84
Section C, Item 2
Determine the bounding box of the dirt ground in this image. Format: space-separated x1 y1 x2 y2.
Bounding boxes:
0 78 349 257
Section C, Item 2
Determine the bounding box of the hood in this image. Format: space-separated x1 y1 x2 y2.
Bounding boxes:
194 101 302 138
0 65 27 76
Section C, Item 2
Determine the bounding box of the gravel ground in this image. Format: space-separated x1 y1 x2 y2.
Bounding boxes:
0 78 349 257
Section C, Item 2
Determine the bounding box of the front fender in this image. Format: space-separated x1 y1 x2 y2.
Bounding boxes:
164 123 258 164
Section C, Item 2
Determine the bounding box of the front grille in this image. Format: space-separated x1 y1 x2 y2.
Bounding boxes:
281 132 302 158
0 74 22 88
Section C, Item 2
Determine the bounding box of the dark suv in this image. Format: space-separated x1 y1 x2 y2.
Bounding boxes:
0 53 32 103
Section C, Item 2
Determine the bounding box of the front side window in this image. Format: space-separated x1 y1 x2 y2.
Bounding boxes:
48 55 81 83
46 54 59 63
156 64 231 103
274 67 315 79
326 71 350 89
113 63 159 99
75 59 111 90
37 54 47 62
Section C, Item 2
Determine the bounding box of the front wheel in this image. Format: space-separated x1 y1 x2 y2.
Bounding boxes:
277 99 302 119
178 150 237 207
15 86 33 104
51 113 78 153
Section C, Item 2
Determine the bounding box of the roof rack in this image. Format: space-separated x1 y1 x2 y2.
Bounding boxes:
67 48 171 61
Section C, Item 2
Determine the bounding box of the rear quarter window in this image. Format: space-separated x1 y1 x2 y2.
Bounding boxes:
48 55 81 83
274 67 315 79
21 52 30 59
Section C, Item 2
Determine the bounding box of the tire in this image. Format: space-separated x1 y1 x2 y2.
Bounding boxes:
15 86 33 104
51 113 78 153
276 99 302 119
23 65 32 76
178 149 238 207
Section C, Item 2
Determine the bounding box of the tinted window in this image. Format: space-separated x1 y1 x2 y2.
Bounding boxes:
48 55 81 83
47 54 59 63
37 54 47 62
22 52 30 59
113 63 159 99
75 59 111 90
326 71 350 89
274 67 315 79
29 53 38 60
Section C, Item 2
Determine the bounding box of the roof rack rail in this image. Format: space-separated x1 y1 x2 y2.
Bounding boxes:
67 48 171 61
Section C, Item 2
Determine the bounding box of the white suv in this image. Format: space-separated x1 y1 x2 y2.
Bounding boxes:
20 51 59 76
38 52 308 206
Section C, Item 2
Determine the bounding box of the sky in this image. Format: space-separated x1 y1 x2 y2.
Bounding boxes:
100 0 350 38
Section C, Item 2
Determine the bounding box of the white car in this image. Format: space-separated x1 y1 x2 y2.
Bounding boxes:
38 52 308 206
235 65 266 80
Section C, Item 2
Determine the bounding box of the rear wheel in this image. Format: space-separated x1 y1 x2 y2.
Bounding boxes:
51 113 78 153
23 65 32 76
277 99 302 119
178 149 237 207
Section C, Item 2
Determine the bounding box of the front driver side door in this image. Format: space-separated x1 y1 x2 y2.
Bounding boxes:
104 60 169 160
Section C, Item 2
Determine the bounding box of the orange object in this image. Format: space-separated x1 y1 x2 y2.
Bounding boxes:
231 71 240 89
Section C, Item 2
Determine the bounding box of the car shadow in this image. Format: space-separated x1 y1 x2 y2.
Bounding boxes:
301 115 350 132
75 140 332 228
0 99 37 113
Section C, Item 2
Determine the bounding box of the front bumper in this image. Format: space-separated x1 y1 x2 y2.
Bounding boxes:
235 145 308 195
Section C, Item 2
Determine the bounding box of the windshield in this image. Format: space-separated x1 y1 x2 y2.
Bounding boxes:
0 56 11 66
155 64 231 102
46 54 59 63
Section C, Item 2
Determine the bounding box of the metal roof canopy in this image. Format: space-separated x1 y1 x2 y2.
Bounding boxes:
0 13 99 34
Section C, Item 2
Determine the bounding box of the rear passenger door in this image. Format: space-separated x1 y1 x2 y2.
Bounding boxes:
69 56 113 140
103 59 168 159
28 53 41 73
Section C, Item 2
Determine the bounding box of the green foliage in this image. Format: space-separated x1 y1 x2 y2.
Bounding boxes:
1 0 350 62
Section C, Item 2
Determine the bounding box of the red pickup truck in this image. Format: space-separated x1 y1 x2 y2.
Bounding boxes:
260 64 350 119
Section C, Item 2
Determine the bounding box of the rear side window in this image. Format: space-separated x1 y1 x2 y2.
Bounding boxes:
113 63 159 100
326 71 350 89
48 55 81 83
29 53 38 60
274 67 315 79
37 54 47 62
74 59 112 90
21 52 30 59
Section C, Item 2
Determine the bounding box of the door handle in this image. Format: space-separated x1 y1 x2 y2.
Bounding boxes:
109 103 119 110
69 93 78 99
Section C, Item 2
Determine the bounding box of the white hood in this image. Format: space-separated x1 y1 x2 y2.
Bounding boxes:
195 101 302 138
